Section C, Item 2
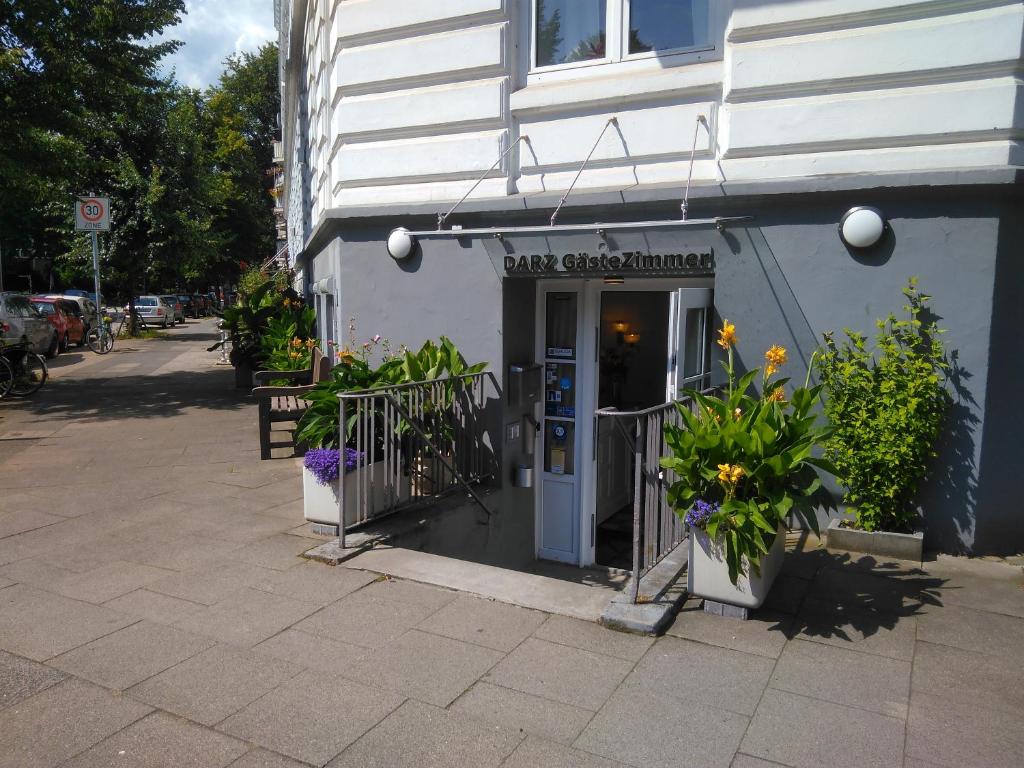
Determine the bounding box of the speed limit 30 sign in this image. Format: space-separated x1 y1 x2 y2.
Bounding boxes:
75 196 111 231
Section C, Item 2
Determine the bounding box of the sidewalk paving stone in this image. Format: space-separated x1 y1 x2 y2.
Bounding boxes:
49 620 214 690
294 578 458 647
0 678 152 768
251 628 368 674
326 699 522 768
502 737 630 768
911 639 1024 713
416 594 547 652
621 636 774 717
0 509 65 539
250 561 377 605
916 603 1024 657
217 669 405 766
62 711 249 768
769 638 911 718
227 750 309 768
51 560 177 604
342 628 504 707
0 649 66 711
484 637 633 711
905 691 1024 768
574 686 748 768
127 644 303 726
450 680 595 745
226 534 312 571
739 688 904 768
665 600 791 659
0 584 136 661
173 587 321 647
102 588 206 625
793 597 918 661
532 614 655 662
148 561 277 606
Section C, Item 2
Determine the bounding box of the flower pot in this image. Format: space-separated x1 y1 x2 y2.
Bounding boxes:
688 524 786 609
826 518 923 561
303 464 411 528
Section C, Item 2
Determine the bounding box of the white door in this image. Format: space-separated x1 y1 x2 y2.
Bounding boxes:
536 284 588 564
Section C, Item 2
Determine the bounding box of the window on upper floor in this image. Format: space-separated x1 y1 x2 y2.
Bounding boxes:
533 0 711 69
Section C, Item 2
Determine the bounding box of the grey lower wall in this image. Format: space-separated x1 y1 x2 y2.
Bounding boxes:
710 190 1018 555
300 183 1022 557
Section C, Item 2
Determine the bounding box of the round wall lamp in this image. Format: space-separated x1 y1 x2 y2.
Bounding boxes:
839 206 886 249
387 227 416 260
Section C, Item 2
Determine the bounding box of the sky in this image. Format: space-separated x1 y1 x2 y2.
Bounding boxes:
158 0 277 90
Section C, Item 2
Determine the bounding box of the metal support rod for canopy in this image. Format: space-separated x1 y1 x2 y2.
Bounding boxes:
437 135 530 231
403 216 752 239
681 114 708 221
550 117 617 227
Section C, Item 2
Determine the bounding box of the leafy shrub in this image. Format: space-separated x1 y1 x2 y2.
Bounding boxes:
816 278 949 533
295 336 486 450
661 321 834 584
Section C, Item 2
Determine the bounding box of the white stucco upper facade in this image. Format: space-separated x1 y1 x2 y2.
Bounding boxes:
278 0 1024 251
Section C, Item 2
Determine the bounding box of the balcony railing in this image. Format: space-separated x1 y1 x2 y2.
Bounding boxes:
337 371 498 547
596 391 710 603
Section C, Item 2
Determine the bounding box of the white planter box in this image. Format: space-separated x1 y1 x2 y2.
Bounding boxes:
303 464 409 527
687 525 786 609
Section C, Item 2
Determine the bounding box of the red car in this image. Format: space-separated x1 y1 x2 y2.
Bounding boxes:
31 297 86 351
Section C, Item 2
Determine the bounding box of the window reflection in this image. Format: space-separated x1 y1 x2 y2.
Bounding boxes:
629 0 709 55
536 0 607 67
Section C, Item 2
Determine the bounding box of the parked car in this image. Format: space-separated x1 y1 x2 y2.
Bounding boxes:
42 295 98 334
125 296 174 328
0 292 59 357
30 297 86 350
159 295 185 324
177 294 200 319
192 294 209 316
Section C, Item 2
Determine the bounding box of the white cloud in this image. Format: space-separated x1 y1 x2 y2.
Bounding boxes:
157 0 276 89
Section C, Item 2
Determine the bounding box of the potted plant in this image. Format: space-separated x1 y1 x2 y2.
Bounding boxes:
817 278 949 561
661 320 833 609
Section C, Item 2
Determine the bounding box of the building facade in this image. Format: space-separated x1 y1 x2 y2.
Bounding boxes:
276 0 1024 559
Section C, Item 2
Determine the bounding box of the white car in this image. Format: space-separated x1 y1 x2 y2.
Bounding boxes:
125 296 175 328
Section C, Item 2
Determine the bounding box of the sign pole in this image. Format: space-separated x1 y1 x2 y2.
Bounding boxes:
90 230 101 327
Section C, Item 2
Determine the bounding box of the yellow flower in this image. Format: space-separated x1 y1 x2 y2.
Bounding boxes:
766 386 786 403
305 338 315 349
733 407 743 421
717 463 746 488
764 345 787 369
730 465 745 483
717 320 738 350
282 298 291 308
289 351 300 360
291 337 303 348
717 464 733 483
765 363 777 377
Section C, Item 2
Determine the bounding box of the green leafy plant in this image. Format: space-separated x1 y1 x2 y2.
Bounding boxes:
260 307 317 372
295 335 486 451
661 321 834 584
816 278 949 533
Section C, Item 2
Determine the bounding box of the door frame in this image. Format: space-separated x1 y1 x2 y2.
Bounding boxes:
534 277 714 567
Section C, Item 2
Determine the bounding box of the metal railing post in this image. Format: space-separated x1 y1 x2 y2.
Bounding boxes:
630 415 645 605
338 396 346 550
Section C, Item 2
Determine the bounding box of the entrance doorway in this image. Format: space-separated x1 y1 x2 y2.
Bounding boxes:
534 280 713 568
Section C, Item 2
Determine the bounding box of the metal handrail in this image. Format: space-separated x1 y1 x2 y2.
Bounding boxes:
336 371 497 548
596 391 713 603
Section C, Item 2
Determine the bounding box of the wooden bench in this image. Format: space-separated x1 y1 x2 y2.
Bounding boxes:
252 348 331 460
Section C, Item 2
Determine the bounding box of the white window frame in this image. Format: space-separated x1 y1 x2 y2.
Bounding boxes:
528 0 724 76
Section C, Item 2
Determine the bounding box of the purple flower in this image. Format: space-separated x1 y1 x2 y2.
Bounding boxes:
304 447 365 486
685 499 719 529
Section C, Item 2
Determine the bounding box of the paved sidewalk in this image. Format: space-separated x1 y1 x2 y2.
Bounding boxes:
1 322 1022 767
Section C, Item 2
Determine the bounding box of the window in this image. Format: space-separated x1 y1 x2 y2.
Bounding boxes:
533 0 712 70
628 0 709 55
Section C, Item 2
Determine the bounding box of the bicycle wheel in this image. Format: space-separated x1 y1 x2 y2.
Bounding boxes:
87 328 114 354
8 351 47 397
0 356 13 399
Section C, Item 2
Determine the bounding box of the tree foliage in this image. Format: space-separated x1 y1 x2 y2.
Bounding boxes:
0 3 279 303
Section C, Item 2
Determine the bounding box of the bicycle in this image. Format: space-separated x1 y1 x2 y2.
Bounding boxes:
0 342 48 398
86 313 115 354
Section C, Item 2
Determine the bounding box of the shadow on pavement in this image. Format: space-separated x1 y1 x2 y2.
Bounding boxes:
21 367 251 422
